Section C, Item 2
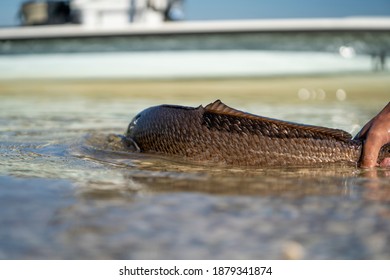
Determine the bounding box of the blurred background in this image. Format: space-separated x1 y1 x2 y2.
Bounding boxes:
2 0 390 24
0 0 389 79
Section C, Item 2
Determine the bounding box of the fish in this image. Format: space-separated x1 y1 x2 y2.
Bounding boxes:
124 100 390 167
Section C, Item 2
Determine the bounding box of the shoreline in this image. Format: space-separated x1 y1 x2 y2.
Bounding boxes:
1 72 389 100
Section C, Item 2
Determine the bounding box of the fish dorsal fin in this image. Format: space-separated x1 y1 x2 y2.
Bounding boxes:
203 100 352 142
204 99 259 118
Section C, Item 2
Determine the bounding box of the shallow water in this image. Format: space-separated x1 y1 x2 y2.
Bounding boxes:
0 76 390 259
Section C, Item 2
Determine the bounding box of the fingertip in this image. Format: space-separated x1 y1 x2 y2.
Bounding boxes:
359 160 378 169
378 157 390 168
359 149 379 168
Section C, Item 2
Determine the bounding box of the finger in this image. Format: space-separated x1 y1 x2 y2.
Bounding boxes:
353 118 374 140
360 136 383 168
379 157 390 167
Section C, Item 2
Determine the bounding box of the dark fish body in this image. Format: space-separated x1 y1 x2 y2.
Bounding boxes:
126 100 388 166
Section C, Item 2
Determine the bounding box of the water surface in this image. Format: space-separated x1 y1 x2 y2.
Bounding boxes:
0 75 390 259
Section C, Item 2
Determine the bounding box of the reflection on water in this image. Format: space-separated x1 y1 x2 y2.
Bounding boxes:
0 76 390 259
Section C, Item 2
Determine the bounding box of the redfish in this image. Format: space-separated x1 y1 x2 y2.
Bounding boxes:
125 100 390 166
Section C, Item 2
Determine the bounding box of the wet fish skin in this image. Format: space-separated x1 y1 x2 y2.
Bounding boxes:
126 100 389 166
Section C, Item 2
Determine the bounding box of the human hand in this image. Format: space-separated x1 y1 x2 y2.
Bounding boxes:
354 102 390 168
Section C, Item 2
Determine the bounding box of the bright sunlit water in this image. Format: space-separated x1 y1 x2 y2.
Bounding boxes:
0 75 389 259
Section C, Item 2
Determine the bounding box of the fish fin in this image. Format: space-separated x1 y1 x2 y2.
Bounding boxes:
204 100 260 118
204 100 352 142
301 126 353 142
123 136 141 152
